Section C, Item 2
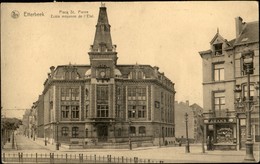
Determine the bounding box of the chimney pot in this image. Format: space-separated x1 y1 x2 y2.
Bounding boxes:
235 16 244 38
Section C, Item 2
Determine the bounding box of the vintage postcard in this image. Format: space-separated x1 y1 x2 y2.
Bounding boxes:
1 2 259 163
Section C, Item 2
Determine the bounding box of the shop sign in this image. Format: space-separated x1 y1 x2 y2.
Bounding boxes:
205 118 235 124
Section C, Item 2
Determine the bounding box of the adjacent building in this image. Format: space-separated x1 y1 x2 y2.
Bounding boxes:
39 5 175 148
199 17 259 150
175 101 203 143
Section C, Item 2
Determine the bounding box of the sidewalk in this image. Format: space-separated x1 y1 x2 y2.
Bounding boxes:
29 137 68 152
4 136 259 163
3 135 18 151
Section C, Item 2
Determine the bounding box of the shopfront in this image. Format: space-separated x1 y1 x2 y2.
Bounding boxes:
204 117 237 150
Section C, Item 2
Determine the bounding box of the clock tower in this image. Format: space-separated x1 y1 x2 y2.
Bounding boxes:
88 5 118 81
87 5 118 141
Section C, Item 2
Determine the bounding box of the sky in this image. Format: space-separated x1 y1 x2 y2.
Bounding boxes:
1 1 259 119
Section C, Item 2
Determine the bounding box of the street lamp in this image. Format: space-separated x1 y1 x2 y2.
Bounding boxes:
185 113 190 153
44 130 47 146
234 51 255 162
128 120 132 150
198 113 205 153
56 121 59 150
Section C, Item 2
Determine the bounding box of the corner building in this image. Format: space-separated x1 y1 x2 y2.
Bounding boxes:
42 6 175 148
199 17 259 150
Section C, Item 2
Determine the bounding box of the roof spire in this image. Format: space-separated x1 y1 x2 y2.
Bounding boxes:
217 27 219 34
91 4 113 52
101 2 105 7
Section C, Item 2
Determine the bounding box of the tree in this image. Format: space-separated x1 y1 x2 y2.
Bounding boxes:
2 117 22 148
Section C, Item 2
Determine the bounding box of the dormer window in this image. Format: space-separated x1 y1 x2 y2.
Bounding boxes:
128 70 145 79
214 43 223 56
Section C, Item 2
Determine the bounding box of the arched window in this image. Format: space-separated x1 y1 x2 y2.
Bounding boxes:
139 126 146 136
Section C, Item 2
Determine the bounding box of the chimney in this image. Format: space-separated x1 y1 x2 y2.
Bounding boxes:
186 100 189 106
235 17 243 38
50 66 55 77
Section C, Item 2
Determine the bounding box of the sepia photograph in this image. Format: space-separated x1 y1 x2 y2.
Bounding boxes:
1 1 259 163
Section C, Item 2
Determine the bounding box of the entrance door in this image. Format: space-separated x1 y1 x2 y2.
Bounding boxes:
97 124 108 142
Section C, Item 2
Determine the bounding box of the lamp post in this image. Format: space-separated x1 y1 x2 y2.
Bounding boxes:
128 120 132 150
56 121 59 150
198 113 205 153
44 131 47 146
185 113 190 153
234 51 255 162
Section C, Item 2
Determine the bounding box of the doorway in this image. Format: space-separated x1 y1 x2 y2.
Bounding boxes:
97 124 108 142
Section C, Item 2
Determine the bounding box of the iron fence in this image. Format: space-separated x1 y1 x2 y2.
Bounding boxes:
2 152 164 163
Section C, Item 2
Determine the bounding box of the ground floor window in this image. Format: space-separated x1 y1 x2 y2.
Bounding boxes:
130 126 136 135
72 127 79 138
61 127 69 136
139 126 146 135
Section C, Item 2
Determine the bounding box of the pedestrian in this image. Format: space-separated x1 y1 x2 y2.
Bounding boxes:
211 138 214 150
206 136 210 150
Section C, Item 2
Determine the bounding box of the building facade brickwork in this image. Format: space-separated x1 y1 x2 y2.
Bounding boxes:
37 6 176 148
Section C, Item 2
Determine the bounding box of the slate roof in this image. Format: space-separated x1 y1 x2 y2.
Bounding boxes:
52 64 158 80
234 21 259 46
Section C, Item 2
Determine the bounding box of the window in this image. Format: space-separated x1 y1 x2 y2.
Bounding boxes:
97 86 109 118
97 105 109 117
61 87 79 101
118 128 122 136
71 88 79 100
66 88 71 100
128 107 136 118
71 106 79 118
243 84 255 100
214 43 223 56
50 101 53 109
61 127 69 136
85 128 88 137
97 85 109 102
72 127 79 138
138 106 146 118
240 51 254 75
139 126 146 135
161 92 164 104
61 88 66 101
61 106 69 118
130 126 136 135
129 71 144 79
213 63 224 81
214 92 225 117
85 88 89 99
85 105 89 118
137 71 142 79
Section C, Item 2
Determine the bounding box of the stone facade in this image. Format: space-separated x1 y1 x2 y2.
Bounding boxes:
38 6 176 148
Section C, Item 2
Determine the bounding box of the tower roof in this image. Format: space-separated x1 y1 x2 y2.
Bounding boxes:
92 6 113 51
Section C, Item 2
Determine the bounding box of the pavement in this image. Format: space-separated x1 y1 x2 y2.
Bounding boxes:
2 135 260 163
